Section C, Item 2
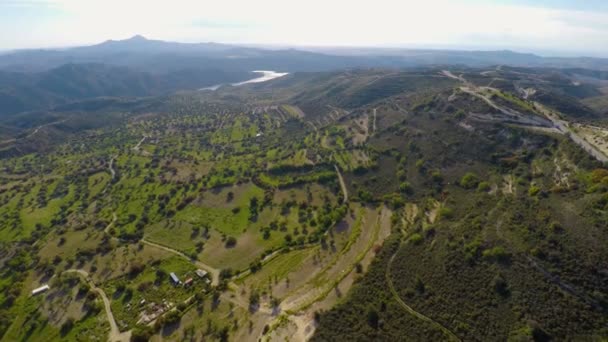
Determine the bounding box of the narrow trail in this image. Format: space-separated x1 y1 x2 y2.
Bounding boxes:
523 256 602 309
334 165 348 203
385 242 461 342
63 269 130 342
441 70 468 84
108 157 116 180
0 119 67 145
492 205 601 310
133 136 146 151
26 119 67 139
372 108 377 134
140 238 220 286
103 213 117 234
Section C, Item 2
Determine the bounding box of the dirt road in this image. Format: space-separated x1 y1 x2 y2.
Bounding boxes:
442 69 607 163
385 246 460 341
140 238 220 286
108 157 116 180
334 165 348 203
372 108 377 134
26 119 67 139
103 213 117 234
133 136 146 151
533 103 608 162
459 87 551 127
64 269 131 342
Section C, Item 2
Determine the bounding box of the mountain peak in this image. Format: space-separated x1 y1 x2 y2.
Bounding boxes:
128 35 148 42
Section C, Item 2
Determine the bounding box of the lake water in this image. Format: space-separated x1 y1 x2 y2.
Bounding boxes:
200 70 288 91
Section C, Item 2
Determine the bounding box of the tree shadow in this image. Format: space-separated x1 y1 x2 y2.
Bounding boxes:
334 220 349 234
161 321 181 337
248 303 259 314
112 288 124 300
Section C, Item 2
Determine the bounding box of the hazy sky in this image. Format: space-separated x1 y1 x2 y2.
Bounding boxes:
2 0 608 56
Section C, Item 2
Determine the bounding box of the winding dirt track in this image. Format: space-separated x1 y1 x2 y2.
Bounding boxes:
108 157 116 180
140 238 220 286
442 69 608 163
63 269 131 342
133 136 146 151
385 246 461 342
26 119 67 139
103 213 117 234
532 103 608 162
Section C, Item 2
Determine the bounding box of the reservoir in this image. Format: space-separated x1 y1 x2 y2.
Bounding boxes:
200 70 288 91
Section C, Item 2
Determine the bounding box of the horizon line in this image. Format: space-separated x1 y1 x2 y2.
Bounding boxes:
2 35 607 60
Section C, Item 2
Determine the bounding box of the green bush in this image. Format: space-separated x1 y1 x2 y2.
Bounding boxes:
438 207 454 220
399 182 412 193
409 233 423 245
477 181 491 192
482 246 510 263
528 185 541 196
460 172 479 189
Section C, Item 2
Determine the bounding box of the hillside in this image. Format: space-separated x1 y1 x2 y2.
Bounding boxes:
0 64 253 116
0 66 606 342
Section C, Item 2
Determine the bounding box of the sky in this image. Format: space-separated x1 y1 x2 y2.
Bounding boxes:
1 0 608 57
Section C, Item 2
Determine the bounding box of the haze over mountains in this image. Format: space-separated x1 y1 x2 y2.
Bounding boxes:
2 35 608 118
4 35 608 73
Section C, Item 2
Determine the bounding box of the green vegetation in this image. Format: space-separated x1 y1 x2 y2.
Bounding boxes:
0 67 607 342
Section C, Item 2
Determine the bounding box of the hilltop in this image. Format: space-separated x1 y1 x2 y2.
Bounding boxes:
3 36 608 74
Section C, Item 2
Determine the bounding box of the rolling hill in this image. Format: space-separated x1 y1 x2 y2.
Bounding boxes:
0 63 253 116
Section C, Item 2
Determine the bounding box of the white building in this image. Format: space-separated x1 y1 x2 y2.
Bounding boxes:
195 269 208 279
32 284 50 296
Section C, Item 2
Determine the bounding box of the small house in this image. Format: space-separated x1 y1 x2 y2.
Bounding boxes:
184 278 193 287
32 284 50 296
170 272 180 284
195 269 208 279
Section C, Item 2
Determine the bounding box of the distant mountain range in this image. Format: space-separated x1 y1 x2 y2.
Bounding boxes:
3 35 608 74
2 35 608 117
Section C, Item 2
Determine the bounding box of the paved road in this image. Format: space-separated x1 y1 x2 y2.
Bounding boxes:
64 269 131 342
